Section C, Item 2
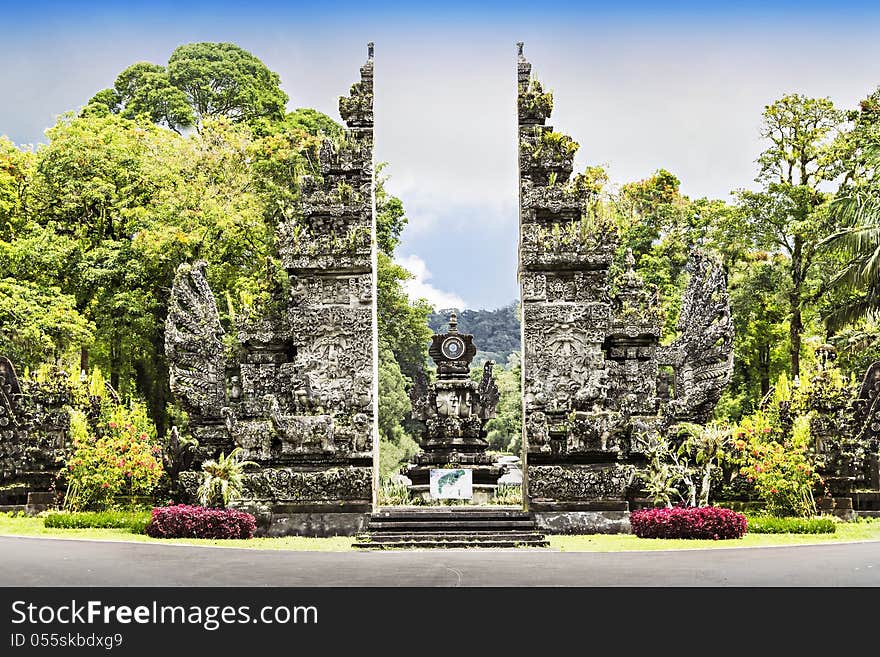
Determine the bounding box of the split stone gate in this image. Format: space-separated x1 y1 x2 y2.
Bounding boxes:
163 42 734 536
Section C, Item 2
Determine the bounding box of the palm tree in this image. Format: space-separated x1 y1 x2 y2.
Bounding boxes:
197 448 258 508
822 142 880 330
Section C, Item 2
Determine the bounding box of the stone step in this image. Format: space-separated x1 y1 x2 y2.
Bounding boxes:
354 535 549 550
354 541 549 550
363 531 545 542
368 519 536 531
371 507 530 520
357 507 547 549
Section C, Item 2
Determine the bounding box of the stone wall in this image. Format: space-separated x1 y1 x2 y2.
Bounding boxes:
0 358 71 504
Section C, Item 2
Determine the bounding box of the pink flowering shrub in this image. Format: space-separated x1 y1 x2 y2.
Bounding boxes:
146 505 256 539
630 506 747 540
63 401 163 511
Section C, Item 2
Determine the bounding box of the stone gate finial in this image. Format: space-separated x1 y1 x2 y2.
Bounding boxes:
517 42 524 58
367 42 374 59
449 311 459 333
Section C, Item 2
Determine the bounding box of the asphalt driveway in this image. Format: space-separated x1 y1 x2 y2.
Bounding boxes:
1 535 878 586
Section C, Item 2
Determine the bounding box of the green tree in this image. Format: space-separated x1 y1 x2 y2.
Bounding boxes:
378 347 419 478
168 42 288 126
481 353 523 454
86 43 288 131
377 253 432 381
112 62 194 131
735 94 846 377
819 89 880 330
277 108 343 140
0 137 33 238
0 279 93 368
727 252 789 403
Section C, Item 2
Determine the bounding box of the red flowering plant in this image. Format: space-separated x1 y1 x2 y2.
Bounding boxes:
62 400 163 511
630 506 747 540
146 505 256 540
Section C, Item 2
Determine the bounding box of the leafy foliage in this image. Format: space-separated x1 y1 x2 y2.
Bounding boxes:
44 510 151 533
87 42 288 131
745 514 835 534
639 422 730 508
728 372 828 518
62 390 163 512
197 448 258 508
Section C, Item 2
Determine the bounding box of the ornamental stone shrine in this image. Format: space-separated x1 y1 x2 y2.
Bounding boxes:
516 43 736 532
406 312 501 503
165 44 377 536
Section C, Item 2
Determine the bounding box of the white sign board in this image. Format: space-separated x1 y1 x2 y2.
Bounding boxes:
429 468 473 500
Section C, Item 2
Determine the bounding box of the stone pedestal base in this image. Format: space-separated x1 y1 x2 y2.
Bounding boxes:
532 509 631 534
257 511 370 537
408 484 498 505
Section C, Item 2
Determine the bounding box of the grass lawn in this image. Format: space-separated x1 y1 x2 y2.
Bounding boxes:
550 518 880 551
0 515 354 551
2 514 879 552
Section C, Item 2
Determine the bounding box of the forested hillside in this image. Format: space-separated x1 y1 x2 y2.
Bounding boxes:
428 303 520 364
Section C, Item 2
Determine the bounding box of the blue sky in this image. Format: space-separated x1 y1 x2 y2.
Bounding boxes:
2 1 880 309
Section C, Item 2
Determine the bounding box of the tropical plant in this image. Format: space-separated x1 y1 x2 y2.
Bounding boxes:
639 422 731 508
490 483 522 505
377 477 418 506
731 413 821 517
820 142 880 329
197 448 258 508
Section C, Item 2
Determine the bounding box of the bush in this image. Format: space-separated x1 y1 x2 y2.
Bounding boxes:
63 399 164 511
732 414 819 518
630 506 748 540
145 505 256 539
44 510 151 534
746 515 836 534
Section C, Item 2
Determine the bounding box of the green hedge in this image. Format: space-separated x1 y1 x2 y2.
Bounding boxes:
43 511 151 534
746 515 836 534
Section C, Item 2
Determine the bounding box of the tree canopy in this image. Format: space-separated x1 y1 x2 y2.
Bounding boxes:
85 42 289 131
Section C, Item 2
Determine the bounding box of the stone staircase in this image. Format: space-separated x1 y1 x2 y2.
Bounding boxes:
353 506 549 549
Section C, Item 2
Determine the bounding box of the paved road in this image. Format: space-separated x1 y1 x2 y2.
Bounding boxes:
1 535 878 586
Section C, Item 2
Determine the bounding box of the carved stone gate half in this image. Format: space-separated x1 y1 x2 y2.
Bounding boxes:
166 44 378 537
516 44 733 533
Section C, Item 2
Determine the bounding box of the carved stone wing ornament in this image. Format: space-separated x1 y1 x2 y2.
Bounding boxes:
659 249 734 425
165 261 227 420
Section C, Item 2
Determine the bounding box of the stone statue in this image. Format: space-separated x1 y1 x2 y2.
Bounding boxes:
659 249 734 425
165 261 226 421
0 356 22 397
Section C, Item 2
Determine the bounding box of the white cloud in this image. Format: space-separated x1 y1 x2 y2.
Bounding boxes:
394 254 467 310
